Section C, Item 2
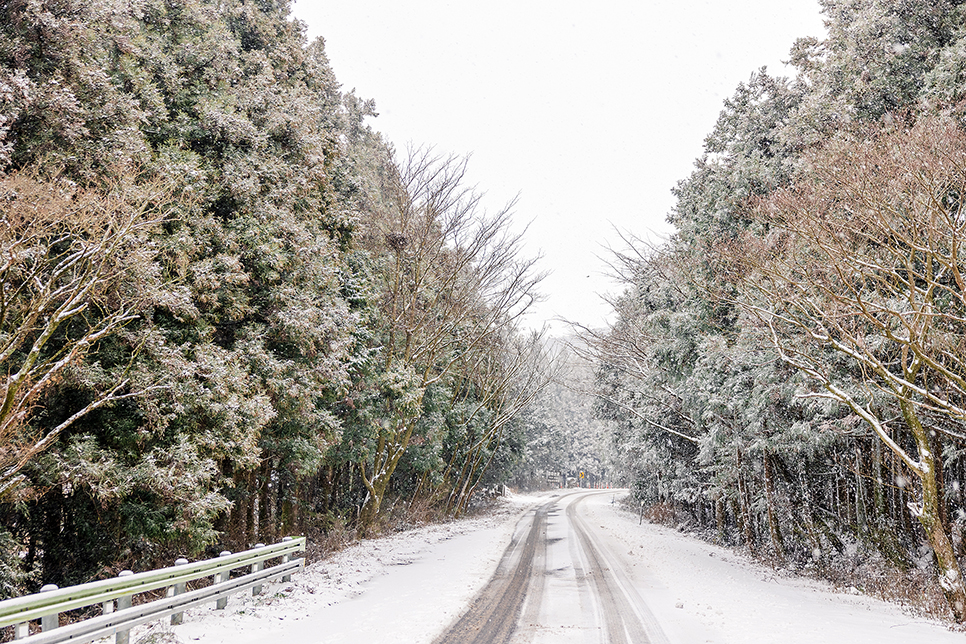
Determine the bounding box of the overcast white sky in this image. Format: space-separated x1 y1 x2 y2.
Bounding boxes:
290 1 827 334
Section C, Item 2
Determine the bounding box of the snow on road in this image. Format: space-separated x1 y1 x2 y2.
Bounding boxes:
135 490 962 644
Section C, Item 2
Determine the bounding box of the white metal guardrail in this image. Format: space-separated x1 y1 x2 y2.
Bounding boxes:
0 536 306 644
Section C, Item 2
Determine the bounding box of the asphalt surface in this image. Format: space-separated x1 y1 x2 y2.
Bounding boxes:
433 490 670 644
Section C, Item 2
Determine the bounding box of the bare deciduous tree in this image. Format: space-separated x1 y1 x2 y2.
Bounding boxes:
356 147 545 530
437 328 557 517
570 239 702 447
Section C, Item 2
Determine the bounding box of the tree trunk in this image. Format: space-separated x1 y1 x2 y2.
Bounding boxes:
930 429 950 532
918 459 966 622
257 460 275 544
902 400 966 622
279 488 296 537
736 447 756 551
359 464 394 535
227 467 251 550
854 444 868 535
244 468 256 547
715 495 727 543
763 452 785 558
797 472 823 560
873 438 886 525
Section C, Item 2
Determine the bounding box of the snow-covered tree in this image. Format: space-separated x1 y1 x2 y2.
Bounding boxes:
512 340 613 491
733 116 966 619
0 171 169 497
590 0 966 624
350 147 544 531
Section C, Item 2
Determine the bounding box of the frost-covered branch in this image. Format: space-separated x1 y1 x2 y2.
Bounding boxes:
0 171 170 496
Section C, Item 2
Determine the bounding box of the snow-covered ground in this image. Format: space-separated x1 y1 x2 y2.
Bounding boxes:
137 493 542 644
131 490 963 644
583 494 963 643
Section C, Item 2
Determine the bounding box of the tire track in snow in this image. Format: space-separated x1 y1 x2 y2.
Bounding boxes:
434 491 669 644
567 493 670 644
432 499 552 644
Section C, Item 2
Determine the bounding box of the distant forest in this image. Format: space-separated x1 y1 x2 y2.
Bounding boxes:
586 0 966 623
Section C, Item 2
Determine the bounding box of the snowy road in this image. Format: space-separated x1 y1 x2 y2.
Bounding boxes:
434 490 668 643
156 490 965 644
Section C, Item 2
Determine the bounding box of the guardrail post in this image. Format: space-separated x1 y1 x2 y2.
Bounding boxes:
39 585 58 632
170 558 189 625
214 551 231 609
281 537 294 582
251 544 265 596
115 570 134 644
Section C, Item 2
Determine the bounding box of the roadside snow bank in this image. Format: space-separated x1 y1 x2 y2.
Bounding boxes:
129 493 544 644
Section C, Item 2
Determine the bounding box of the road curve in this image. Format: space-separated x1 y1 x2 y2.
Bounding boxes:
433 490 669 644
